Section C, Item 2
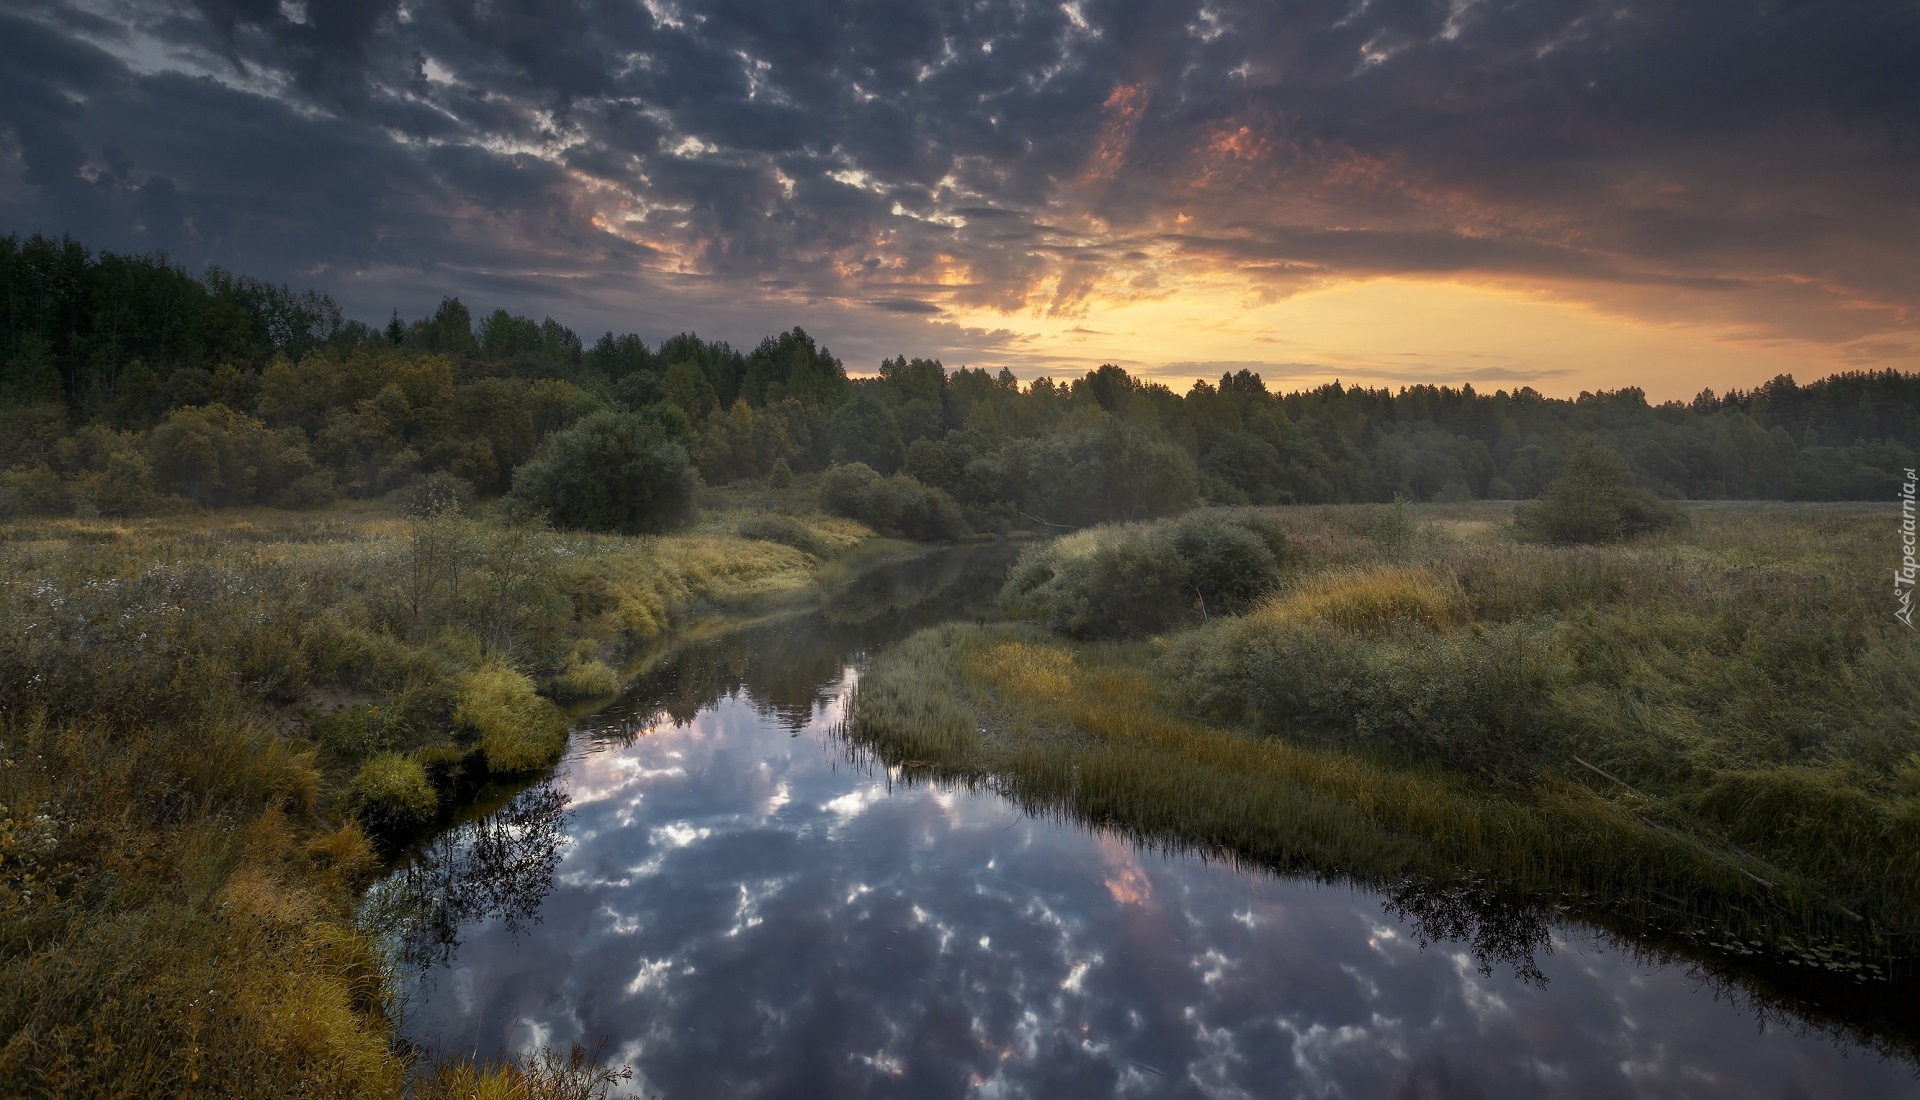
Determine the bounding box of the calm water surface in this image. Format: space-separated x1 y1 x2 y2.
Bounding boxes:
380 546 1919 1098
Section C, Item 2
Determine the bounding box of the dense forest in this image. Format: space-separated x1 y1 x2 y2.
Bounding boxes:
4 232 1916 530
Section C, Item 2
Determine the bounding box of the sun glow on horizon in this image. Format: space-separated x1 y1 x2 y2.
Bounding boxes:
935 276 1915 402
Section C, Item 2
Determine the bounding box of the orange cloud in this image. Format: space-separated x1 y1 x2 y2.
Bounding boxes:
1099 834 1152 907
1080 83 1149 186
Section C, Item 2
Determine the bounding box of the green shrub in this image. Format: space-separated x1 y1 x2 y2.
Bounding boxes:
1514 440 1682 544
818 462 968 540
454 664 569 773
1169 512 1288 615
1002 511 1289 638
509 410 698 533
1363 493 1418 553
551 655 621 699
346 752 438 837
311 705 407 761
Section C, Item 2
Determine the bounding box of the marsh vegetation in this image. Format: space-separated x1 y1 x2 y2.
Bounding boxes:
848 499 1920 1052
0 489 872 1095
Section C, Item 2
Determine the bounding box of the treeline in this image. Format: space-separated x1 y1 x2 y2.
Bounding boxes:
4 232 1916 526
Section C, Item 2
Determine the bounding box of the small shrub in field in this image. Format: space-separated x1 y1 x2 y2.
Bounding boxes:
1001 510 1289 638
1514 440 1682 544
455 664 569 773
396 470 476 517
1365 493 1417 553
509 410 698 534
818 462 968 540
346 752 438 837
768 457 793 489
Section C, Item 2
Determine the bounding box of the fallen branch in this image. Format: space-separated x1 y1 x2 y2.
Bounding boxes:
1571 755 1652 801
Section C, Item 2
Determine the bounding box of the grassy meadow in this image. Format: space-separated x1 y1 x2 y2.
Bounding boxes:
847 501 1920 1030
0 484 872 1096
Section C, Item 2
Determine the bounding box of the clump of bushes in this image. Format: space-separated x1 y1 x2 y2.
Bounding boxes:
1001 510 1290 638
1514 439 1682 544
509 409 698 534
454 664 570 773
818 462 968 540
346 751 439 838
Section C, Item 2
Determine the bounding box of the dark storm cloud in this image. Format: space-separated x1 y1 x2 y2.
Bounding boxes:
3 0 1918 359
864 298 945 315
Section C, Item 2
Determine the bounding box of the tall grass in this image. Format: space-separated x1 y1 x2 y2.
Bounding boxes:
0 490 872 1095
849 502 1918 982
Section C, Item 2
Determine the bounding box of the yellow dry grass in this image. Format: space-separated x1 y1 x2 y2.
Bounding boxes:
0 490 876 1097
1254 565 1467 635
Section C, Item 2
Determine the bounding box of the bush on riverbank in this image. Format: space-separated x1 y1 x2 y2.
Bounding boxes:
347 752 439 836
456 665 570 774
737 512 832 557
1000 510 1290 638
819 462 968 541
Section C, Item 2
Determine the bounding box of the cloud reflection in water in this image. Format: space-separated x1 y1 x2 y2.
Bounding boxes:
389 686 1917 1098
382 548 1916 1098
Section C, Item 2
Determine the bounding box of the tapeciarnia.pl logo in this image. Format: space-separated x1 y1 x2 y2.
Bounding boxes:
1900 467 1917 628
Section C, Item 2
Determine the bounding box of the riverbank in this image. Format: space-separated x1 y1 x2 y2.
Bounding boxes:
847 501 1920 1049
0 485 879 1096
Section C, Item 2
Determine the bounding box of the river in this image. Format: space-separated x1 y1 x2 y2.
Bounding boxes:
376 544 1918 1098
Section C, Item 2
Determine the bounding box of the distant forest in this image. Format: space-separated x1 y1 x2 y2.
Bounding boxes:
3 232 1916 525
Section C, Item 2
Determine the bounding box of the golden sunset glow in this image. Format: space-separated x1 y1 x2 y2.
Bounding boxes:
937 277 1908 400
10 0 1918 397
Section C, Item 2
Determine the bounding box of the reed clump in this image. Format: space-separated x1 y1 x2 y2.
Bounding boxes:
455 665 569 774
346 752 439 834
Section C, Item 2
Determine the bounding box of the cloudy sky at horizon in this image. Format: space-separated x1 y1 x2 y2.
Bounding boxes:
4 0 1918 398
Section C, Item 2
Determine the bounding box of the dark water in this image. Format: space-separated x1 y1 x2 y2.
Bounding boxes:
379 545 1918 1098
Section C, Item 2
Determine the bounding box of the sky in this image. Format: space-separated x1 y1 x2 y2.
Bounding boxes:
4 0 1918 400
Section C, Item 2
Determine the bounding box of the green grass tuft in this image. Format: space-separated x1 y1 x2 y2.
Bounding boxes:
346 752 438 838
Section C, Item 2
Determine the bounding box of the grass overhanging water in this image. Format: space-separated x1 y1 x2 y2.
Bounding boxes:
0 486 874 1096
845 500 1920 1059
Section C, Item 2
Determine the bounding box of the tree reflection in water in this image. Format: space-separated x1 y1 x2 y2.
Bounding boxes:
368 780 572 972
1384 875 1555 985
